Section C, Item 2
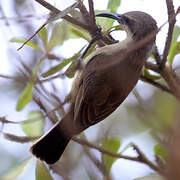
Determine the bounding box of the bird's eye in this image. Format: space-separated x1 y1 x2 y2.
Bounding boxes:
122 16 129 24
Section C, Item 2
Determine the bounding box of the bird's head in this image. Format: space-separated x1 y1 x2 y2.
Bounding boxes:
96 11 158 42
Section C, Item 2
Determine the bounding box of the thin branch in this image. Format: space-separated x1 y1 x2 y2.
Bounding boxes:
34 0 89 30
83 146 105 174
160 68 180 100
88 0 96 28
18 2 79 50
0 74 27 82
3 132 39 143
140 75 172 94
145 62 161 73
0 15 47 21
17 22 47 50
77 1 90 24
161 0 176 68
72 137 160 173
153 45 162 65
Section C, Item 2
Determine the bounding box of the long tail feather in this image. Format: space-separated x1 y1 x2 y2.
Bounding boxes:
30 112 73 164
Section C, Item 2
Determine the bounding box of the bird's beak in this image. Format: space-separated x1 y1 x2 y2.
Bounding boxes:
96 12 122 21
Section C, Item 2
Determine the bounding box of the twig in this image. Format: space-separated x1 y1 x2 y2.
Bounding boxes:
72 137 160 173
18 2 79 51
159 68 180 100
153 45 162 65
88 0 96 28
3 132 39 143
161 0 176 68
0 15 48 21
0 74 27 82
140 75 172 94
145 62 161 73
77 0 90 24
17 23 47 51
83 146 105 174
34 0 89 30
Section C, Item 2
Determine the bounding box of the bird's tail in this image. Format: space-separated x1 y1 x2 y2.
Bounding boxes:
30 112 73 164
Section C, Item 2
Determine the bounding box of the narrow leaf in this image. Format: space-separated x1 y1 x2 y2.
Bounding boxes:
21 111 44 137
65 61 75 78
102 137 121 174
154 144 168 162
0 158 30 180
168 26 180 65
95 10 115 30
36 160 53 180
171 26 180 45
38 27 48 47
48 22 68 50
143 69 161 80
10 38 41 50
16 82 34 111
107 0 121 13
69 9 85 24
42 45 85 78
168 41 180 66
68 23 91 41
107 25 123 33
42 58 73 78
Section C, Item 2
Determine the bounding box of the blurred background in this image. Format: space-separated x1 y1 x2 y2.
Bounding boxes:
0 0 179 180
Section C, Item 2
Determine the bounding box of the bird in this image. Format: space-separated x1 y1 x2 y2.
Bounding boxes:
30 11 158 164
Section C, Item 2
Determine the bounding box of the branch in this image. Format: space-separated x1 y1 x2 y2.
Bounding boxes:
0 74 27 82
34 0 89 30
153 45 161 65
140 75 172 94
88 0 96 28
160 68 180 100
145 62 161 73
72 137 160 173
77 1 90 23
161 0 176 68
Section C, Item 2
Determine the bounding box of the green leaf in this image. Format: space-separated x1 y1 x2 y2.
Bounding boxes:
16 82 34 111
107 0 121 13
107 25 123 33
102 137 121 174
36 160 53 180
168 41 180 66
95 10 115 30
143 68 161 80
168 26 180 66
0 158 30 180
42 45 85 78
69 9 85 24
10 38 41 50
68 23 91 41
48 22 69 50
38 27 48 47
154 144 168 162
65 61 75 78
42 58 73 78
171 26 180 45
21 111 44 137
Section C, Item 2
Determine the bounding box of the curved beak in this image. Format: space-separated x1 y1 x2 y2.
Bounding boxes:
96 12 121 21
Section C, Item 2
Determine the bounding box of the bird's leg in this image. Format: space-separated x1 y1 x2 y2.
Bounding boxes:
108 33 119 43
80 25 103 59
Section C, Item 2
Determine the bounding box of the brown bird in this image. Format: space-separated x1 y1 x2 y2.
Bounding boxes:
30 11 157 164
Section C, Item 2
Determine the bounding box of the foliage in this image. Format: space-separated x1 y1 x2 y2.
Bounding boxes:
1 0 180 179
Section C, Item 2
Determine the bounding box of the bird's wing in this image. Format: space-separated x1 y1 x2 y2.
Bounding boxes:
73 52 125 131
